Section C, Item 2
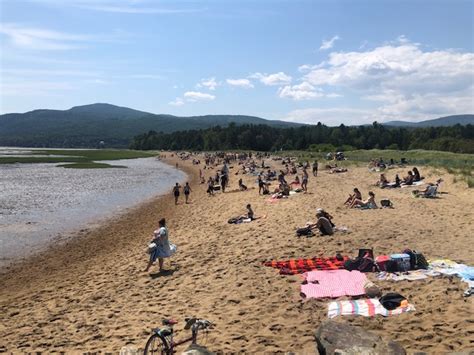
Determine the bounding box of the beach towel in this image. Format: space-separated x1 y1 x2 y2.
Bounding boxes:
263 256 348 275
429 259 474 292
301 270 367 299
401 181 424 188
327 298 415 318
376 269 441 281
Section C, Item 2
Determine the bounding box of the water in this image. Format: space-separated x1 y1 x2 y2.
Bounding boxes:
0 156 186 268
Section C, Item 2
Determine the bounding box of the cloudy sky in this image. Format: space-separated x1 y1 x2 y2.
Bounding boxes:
1 0 473 125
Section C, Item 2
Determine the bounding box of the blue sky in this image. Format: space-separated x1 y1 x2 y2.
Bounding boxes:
1 0 473 125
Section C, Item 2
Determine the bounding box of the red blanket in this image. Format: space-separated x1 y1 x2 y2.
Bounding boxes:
263 256 348 275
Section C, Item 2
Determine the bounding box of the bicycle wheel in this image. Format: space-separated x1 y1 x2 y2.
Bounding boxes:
144 333 170 355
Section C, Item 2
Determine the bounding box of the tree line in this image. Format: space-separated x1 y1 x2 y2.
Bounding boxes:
129 122 474 153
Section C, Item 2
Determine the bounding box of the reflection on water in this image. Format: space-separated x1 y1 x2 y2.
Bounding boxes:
0 157 186 268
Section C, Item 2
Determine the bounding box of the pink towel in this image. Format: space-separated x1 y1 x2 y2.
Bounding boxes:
301 270 367 299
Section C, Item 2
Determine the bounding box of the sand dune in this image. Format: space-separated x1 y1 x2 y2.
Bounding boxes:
1 155 473 353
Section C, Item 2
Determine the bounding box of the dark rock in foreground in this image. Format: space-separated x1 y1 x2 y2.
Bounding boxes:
315 320 406 355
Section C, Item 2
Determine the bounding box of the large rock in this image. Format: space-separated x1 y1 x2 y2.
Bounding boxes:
315 320 405 355
181 343 215 355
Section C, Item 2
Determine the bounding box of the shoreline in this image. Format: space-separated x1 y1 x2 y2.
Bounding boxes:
0 155 193 287
1 154 473 353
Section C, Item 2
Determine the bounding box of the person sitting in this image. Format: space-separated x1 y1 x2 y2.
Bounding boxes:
344 188 362 206
350 191 378 209
403 171 414 185
238 178 247 191
377 173 389 188
309 211 334 236
290 175 300 187
412 167 422 182
394 174 401 187
316 208 335 227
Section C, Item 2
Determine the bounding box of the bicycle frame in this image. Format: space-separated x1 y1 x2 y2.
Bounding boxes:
166 326 199 352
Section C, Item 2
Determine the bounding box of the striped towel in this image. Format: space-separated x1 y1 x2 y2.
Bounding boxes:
263 256 348 275
301 270 367 299
328 298 415 318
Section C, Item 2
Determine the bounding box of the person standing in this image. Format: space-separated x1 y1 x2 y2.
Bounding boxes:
312 160 318 177
183 182 192 204
145 218 176 272
172 183 181 205
301 168 309 192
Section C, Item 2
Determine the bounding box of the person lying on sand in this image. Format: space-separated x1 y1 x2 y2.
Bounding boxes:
350 191 378 209
145 218 176 272
344 188 362 206
330 167 348 173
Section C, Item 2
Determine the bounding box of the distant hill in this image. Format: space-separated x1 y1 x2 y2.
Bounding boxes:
384 114 474 127
0 103 301 148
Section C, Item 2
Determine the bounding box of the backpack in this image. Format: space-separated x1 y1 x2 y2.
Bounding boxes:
403 249 429 270
380 199 393 208
344 257 375 273
296 227 314 237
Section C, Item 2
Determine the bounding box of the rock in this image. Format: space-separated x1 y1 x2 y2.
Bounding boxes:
181 343 215 355
315 320 405 355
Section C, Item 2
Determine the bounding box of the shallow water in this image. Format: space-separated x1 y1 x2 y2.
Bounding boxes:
0 156 186 268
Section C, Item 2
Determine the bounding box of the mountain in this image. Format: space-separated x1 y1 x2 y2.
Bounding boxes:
384 114 474 127
0 103 301 148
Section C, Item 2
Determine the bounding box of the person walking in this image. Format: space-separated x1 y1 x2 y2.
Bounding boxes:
145 218 176 272
183 182 192 204
172 183 181 205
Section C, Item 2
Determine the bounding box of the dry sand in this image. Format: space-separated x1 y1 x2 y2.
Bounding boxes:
1 154 473 353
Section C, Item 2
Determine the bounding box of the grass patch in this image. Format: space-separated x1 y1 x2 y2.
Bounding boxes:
0 149 155 166
467 177 474 188
57 162 127 169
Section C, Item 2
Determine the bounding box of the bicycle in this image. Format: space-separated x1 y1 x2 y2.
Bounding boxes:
144 317 213 355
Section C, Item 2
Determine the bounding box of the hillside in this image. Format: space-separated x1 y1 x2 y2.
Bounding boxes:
0 103 300 148
384 114 474 127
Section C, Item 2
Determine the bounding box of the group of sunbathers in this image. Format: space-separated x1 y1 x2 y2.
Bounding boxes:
344 188 378 209
376 167 423 188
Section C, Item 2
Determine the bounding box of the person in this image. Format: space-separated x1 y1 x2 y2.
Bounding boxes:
239 178 247 191
290 175 300 187
412 167 421 182
403 171 414 185
394 174 401 187
246 204 254 220
172 183 181 205
377 174 389 188
221 173 228 192
344 188 362 206
258 175 269 195
350 191 378 209
175 162 179 169
310 211 334 236
183 182 192 204
316 208 335 227
145 218 176 272
301 168 309 192
207 177 214 196
312 160 318 177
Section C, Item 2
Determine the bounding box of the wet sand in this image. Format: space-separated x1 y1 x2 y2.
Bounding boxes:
0 155 473 353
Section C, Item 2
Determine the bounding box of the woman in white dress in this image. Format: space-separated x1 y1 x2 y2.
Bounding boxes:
145 218 177 272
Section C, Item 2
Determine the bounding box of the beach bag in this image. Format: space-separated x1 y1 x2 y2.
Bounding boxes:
379 293 407 310
147 242 157 254
390 253 411 272
375 255 391 271
380 199 393 208
403 249 429 270
344 257 374 273
296 226 314 237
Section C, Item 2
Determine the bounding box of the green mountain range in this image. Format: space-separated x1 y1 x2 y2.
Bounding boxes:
0 103 301 148
0 103 472 148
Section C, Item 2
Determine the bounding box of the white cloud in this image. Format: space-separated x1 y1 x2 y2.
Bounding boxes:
249 72 292 86
169 97 184 106
0 23 90 50
197 77 219 91
278 82 323 100
226 78 254 89
319 35 340 51
301 38 474 121
183 91 215 102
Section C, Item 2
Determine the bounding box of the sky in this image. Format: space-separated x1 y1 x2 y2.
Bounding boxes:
0 0 473 125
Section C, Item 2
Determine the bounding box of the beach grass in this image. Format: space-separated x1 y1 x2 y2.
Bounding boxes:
57 162 127 169
0 149 155 168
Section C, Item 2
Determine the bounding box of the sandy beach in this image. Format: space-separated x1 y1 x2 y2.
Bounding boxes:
1 154 473 353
